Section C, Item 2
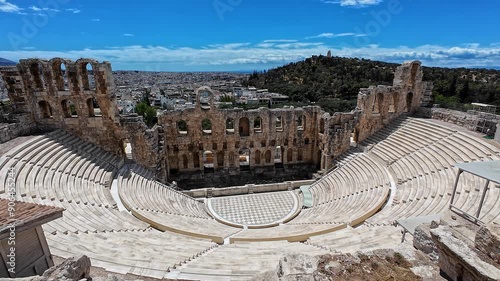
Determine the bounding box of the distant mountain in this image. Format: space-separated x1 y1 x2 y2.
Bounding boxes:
0 58 16 66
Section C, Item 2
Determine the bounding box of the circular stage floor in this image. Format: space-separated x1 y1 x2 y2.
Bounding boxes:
207 191 301 228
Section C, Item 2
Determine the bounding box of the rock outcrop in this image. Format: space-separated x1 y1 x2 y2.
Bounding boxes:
413 223 439 261
475 224 500 265
4 255 91 281
252 251 422 281
431 225 500 281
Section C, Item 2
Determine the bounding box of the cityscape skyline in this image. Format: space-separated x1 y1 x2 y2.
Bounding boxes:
0 0 499 71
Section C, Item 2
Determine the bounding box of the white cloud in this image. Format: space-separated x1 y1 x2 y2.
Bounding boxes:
66 8 81 14
29 5 60 12
461 43 480 48
123 33 135 37
306 32 367 39
0 0 22 14
321 0 383 7
1 42 499 70
263 39 298 43
92 18 101 22
307 33 335 39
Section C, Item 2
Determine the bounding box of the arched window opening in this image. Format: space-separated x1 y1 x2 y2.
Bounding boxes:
373 92 383 114
406 92 414 112
287 148 293 163
274 146 284 168
392 93 399 112
239 149 250 171
202 118 212 134
82 63 96 91
122 139 133 160
298 149 303 162
228 152 235 167
217 151 224 168
319 118 325 134
203 151 214 173
275 116 283 131
169 156 179 175
61 99 77 118
226 118 234 134
87 98 102 117
254 117 262 133
30 62 45 90
61 63 69 91
38 101 52 119
182 154 188 169
193 152 200 168
177 120 188 135
254 150 261 165
351 128 360 147
265 150 272 164
305 138 310 145
53 61 69 91
239 117 250 136
317 150 322 170
199 90 212 109
297 115 305 130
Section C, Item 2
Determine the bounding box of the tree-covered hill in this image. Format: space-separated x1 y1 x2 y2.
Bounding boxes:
244 55 500 113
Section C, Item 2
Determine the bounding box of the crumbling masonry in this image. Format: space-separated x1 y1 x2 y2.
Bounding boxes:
0 59 427 188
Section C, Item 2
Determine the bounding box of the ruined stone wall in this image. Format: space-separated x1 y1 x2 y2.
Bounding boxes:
355 61 426 143
0 115 37 143
317 110 361 170
418 107 499 137
0 66 37 142
121 114 164 173
160 88 323 187
0 58 124 155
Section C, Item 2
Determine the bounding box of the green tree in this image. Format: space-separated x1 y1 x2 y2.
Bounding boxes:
135 101 157 127
144 106 157 126
220 94 235 103
447 75 458 97
135 102 148 116
458 79 470 103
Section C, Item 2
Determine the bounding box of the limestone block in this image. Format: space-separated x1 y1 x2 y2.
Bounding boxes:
3 255 91 281
276 254 319 281
413 224 438 261
431 226 500 281
475 224 500 264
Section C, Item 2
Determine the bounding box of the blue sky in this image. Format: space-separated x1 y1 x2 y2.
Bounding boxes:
0 0 499 71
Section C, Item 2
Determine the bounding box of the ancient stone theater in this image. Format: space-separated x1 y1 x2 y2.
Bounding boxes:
0 58 498 280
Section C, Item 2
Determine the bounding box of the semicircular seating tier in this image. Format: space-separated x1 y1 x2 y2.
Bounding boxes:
0 130 219 278
0 130 148 234
360 117 500 225
117 165 242 243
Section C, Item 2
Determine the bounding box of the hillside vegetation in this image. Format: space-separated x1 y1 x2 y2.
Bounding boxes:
244 55 500 113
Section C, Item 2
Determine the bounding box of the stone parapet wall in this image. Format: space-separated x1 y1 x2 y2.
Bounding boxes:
417 107 499 137
184 179 315 198
0 113 36 143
